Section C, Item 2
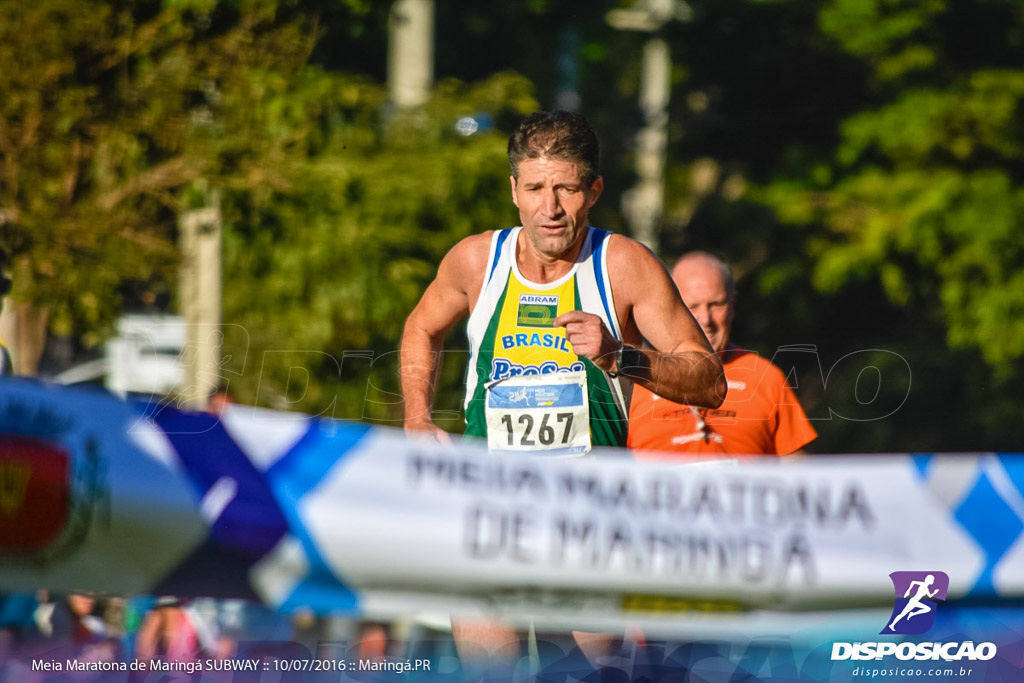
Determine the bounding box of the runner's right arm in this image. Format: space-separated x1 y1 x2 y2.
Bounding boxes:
399 234 488 436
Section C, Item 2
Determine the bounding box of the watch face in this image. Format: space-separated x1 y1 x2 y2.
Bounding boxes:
617 345 645 375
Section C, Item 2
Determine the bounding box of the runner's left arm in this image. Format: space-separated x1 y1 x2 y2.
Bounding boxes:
557 236 726 408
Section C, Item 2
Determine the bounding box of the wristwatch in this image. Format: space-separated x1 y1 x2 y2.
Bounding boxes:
611 344 645 378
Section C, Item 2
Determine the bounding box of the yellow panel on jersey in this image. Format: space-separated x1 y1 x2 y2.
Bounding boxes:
490 275 583 374
464 227 628 449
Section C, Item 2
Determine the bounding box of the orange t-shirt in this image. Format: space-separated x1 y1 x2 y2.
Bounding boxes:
627 348 817 457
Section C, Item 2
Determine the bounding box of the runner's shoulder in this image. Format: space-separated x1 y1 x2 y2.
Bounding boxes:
443 231 496 269
603 232 669 286
438 231 502 294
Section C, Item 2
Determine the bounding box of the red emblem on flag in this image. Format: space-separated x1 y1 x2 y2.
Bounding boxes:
0 434 70 552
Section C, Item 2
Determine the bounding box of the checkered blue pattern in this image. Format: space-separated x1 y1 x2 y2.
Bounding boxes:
913 453 1024 597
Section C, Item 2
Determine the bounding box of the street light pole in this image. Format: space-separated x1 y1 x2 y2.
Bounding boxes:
607 0 692 253
388 0 435 108
178 200 222 410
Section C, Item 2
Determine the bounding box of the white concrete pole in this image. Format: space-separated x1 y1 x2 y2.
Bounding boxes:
609 0 691 253
388 0 435 108
628 37 672 251
178 203 222 409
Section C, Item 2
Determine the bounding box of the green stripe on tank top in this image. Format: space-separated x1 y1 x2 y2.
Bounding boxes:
464 276 627 448
464 283 509 439
573 279 628 448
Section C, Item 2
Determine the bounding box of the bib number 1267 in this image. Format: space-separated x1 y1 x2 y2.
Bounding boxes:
499 412 574 447
485 371 591 455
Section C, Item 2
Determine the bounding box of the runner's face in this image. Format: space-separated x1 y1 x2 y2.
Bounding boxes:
511 157 602 262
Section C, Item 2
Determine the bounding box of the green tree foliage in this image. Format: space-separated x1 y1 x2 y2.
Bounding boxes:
764 0 1024 368
649 0 1024 451
745 0 1024 451
0 0 535 426
218 73 536 423
0 0 337 346
8 0 1024 450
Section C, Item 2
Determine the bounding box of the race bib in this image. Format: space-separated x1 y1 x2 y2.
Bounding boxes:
485 371 591 456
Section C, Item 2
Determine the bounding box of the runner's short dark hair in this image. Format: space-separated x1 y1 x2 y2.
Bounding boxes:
508 111 600 186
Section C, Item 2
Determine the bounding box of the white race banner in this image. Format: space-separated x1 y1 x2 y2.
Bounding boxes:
2 377 1023 637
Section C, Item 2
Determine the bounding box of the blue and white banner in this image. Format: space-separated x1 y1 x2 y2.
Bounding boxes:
3 377 1024 680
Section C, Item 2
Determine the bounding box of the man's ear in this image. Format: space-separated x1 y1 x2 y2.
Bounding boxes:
588 176 604 205
510 175 520 208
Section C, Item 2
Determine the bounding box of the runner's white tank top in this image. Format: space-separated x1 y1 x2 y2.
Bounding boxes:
463 226 629 447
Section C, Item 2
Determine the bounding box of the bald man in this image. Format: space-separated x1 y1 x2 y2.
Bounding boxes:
628 251 816 456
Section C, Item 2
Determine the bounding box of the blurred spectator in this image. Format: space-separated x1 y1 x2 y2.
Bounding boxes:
205 387 233 417
629 252 817 456
134 596 215 662
39 592 121 662
1 247 14 375
0 593 40 657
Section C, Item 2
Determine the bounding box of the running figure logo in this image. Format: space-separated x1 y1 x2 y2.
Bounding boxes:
882 571 949 635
